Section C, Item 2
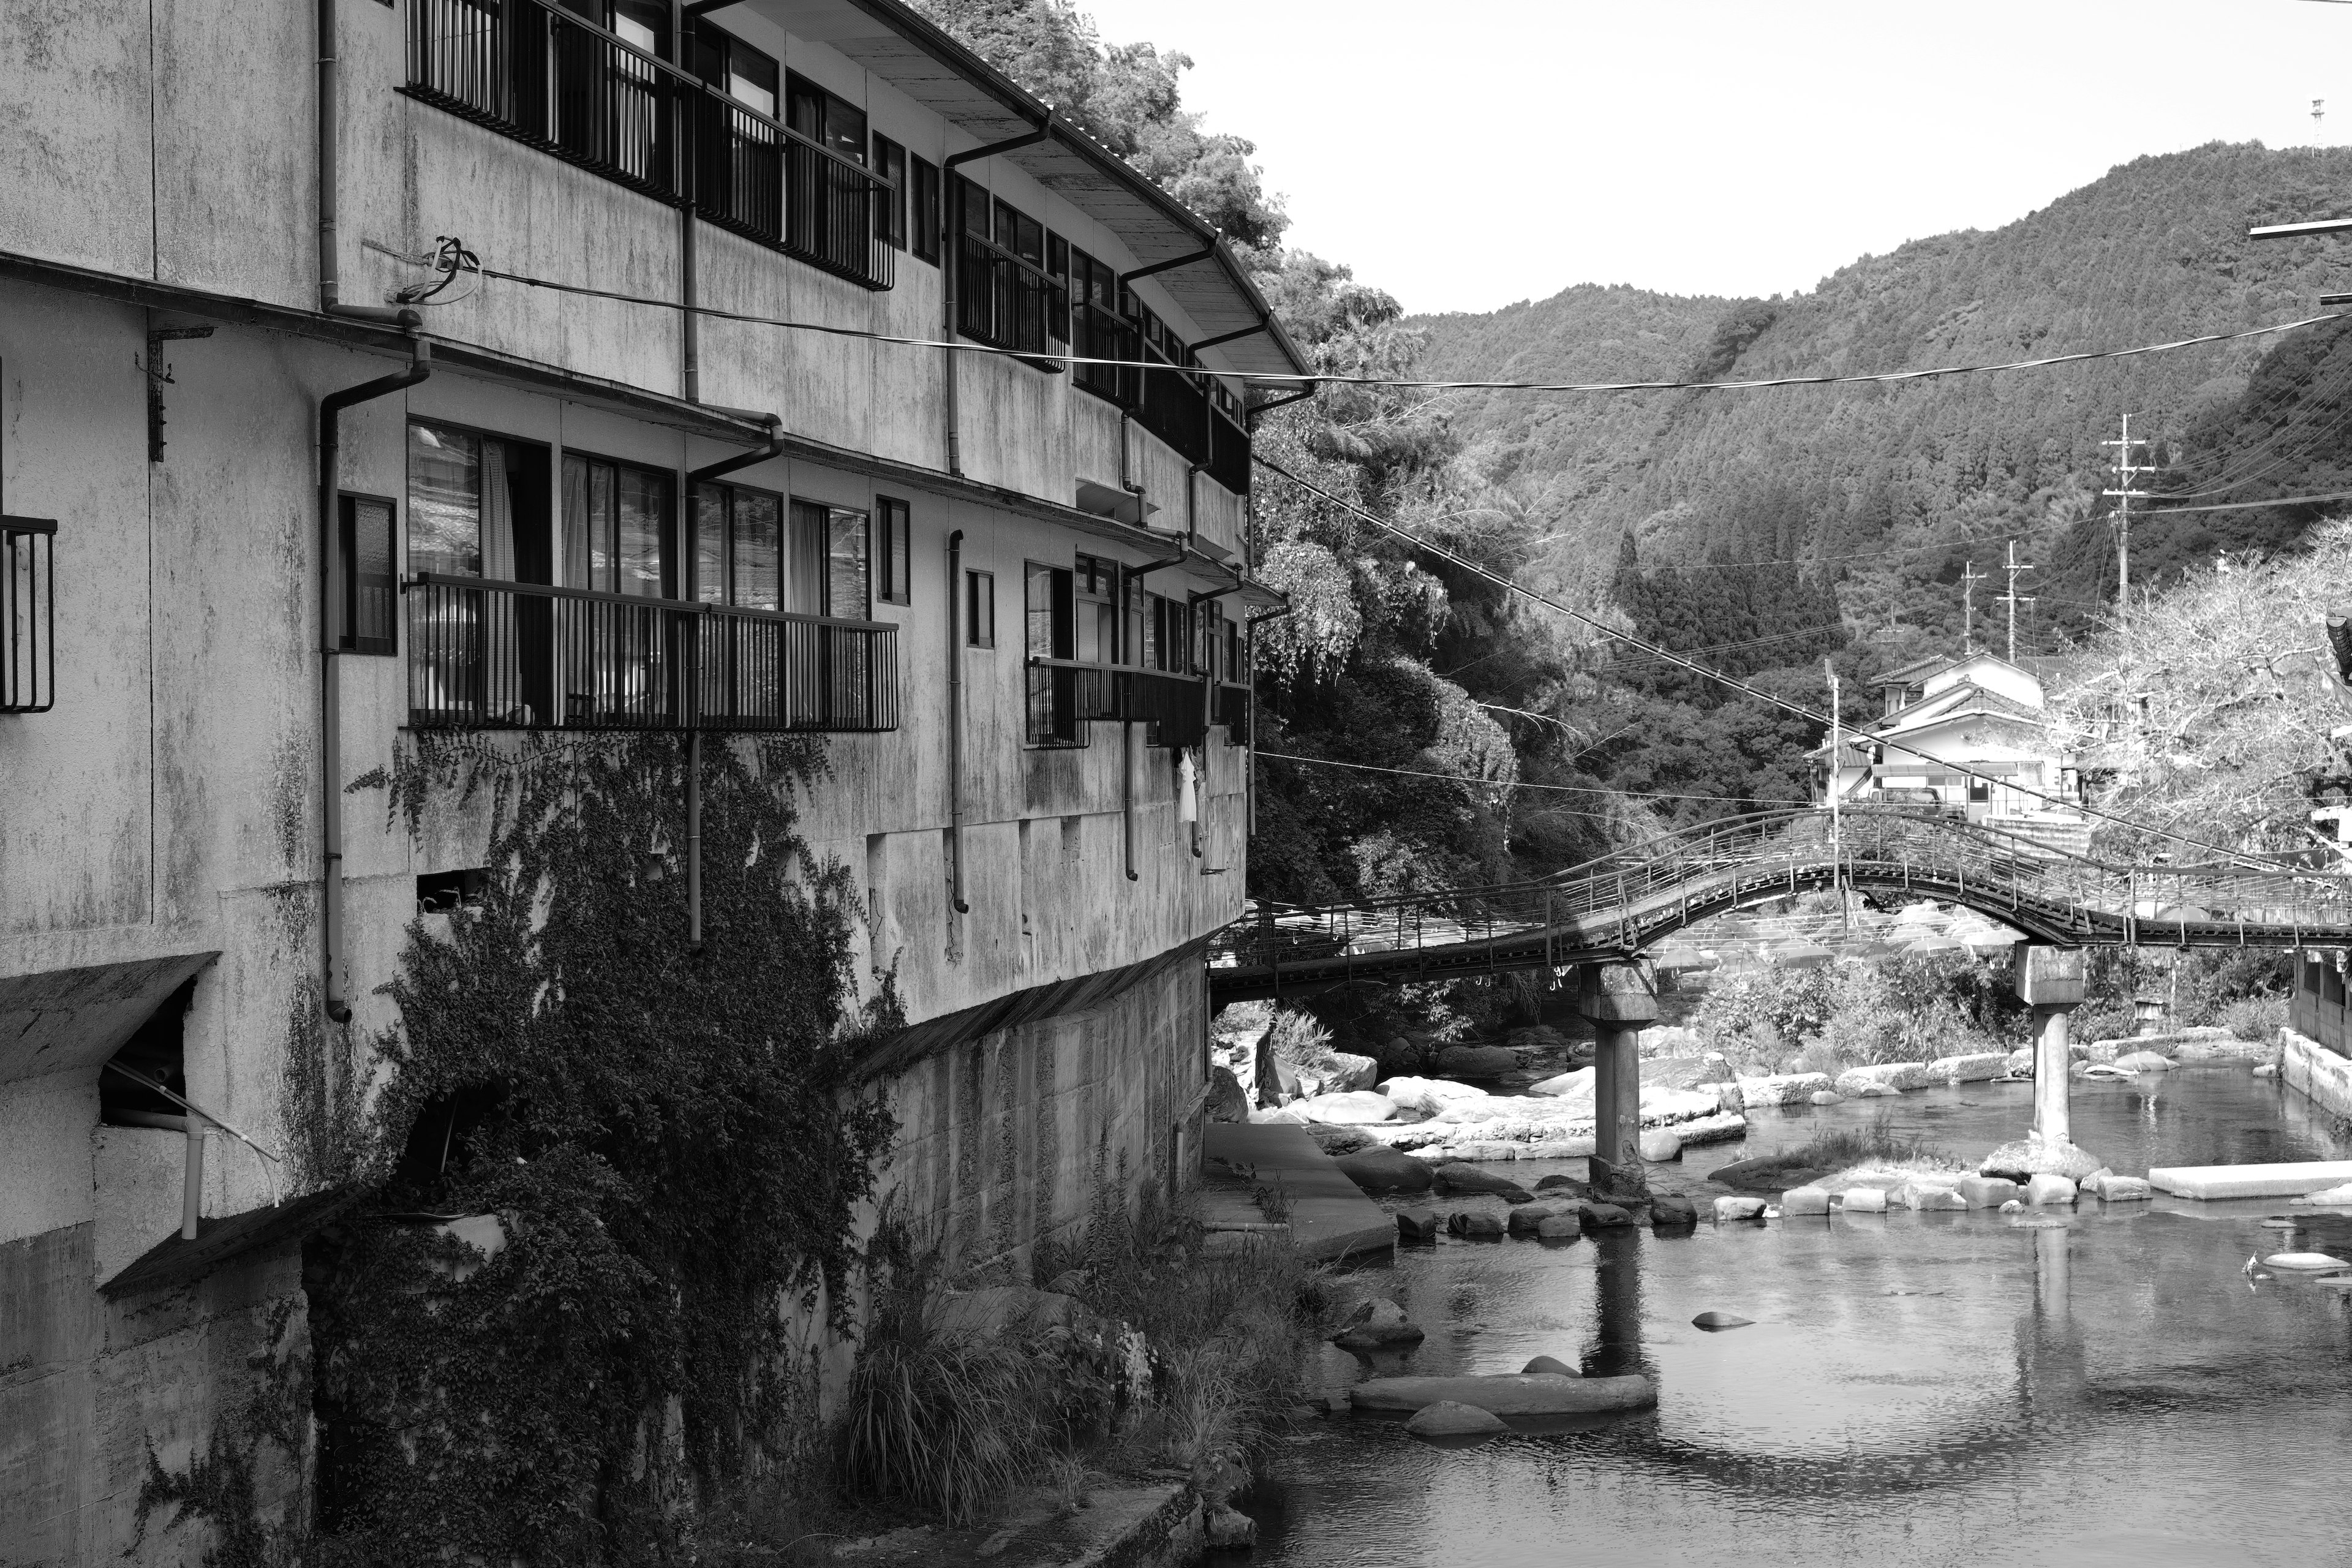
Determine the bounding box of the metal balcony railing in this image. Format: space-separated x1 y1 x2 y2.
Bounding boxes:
957 234 1062 358
1069 304 1252 494
1212 682 1250 732
1 516 56 715
405 0 894 290
1023 658 1213 749
407 574 898 733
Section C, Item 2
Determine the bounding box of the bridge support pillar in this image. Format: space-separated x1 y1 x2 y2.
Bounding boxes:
1579 959 1659 1202
2015 944 2088 1152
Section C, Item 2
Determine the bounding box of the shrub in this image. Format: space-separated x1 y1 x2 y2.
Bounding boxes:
838 1291 1049 1526
2222 994 2287 1042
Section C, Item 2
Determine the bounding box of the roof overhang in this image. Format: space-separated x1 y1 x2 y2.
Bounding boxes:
772 0 1312 380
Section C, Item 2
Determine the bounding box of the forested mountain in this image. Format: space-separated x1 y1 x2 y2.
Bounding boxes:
1419 143 2352 653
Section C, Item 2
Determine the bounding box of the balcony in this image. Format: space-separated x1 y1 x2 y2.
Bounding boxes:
406 574 898 733
957 233 1065 361
1023 659 1253 752
1069 303 1251 492
404 0 895 290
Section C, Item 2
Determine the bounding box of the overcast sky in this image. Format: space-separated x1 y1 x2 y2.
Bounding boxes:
1075 0 2352 316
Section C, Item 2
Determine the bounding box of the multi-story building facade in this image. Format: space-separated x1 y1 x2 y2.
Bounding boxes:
0 2 1302 1558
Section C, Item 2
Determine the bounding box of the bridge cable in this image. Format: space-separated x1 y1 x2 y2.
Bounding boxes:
1253 454 2293 872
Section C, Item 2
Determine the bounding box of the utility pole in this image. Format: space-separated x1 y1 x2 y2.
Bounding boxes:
1960 560 1988 654
1997 538 2036 663
2101 414 2155 631
1824 655 1848 929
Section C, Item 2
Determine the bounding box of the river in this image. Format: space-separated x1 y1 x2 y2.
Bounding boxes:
1224 1070 2352 1567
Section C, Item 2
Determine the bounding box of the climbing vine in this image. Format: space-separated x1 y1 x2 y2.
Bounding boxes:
307 730 897 1563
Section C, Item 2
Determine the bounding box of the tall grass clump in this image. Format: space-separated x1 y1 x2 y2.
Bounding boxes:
837 1265 1047 1525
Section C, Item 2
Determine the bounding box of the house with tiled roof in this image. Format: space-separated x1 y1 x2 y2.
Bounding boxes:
1813 650 2088 852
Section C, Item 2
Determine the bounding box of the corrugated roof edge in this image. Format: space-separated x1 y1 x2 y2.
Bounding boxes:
834 0 1314 381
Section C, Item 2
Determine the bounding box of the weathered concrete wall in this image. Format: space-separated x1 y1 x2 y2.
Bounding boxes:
1 1224 311 1568
879 954 1209 1280
2283 1026 2352 1123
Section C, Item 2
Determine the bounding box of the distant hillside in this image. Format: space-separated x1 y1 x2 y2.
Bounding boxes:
1414 142 2352 658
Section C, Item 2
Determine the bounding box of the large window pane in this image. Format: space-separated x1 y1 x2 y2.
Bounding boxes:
734 492 782 611
408 423 480 575
827 508 869 620
616 467 667 597
694 484 727 603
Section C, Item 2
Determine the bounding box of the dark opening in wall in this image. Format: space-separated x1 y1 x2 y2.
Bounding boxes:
417 868 489 915
99 974 197 1123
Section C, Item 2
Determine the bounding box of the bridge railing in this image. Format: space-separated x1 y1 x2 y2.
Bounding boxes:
1212 806 2352 976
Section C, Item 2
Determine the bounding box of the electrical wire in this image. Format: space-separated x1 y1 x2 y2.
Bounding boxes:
372 240 2351 397
1253 452 2294 870
1254 750 1790 810
2137 488 2352 517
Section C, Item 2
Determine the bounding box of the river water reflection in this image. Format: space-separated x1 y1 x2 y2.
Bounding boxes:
1232 1072 2352 1567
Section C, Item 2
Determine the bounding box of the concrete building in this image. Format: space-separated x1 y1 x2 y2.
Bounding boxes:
0 2 1302 1558
1812 650 2088 853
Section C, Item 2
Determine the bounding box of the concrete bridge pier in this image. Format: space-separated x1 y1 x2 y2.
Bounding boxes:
2015 944 2088 1151
1580 959 1659 1202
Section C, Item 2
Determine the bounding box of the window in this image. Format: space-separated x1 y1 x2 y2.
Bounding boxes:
693 483 784 608
562 453 673 597
911 156 941 264
0 513 56 715
872 134 907 249
337 494 398 655
965 569 995 647
1046 233 1071 344
689 20 777 116
1074 554 1121 663
407 422 552 725
1026 562 1078 745
952 178 1058 358
787 72 867 163
1142 592 1190 673
876 496 911 605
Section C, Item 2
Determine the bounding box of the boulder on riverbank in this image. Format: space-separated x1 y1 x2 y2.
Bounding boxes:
1438 1044 1524 1078
1925 1051 2010 1084
1349 1373 1656 1415
1297 1090 1398 1124
1834 1063 1931 1096
1734 1072 1834 1107
2113 1050 2176 1072
1333 1147 1435 1194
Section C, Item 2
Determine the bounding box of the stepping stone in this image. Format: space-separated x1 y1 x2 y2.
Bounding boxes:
2264 1252 2351 1272
1406 1400 1507 1439
1842 1188 1888 1214
1692 1311 1753 1330
1349 1373 1656 1415
1957 1176 2019 1209
1396 1207 1439 1242
1714 1195 1766 1222
1521 1355 1578 1376
1782 1186 1833 1216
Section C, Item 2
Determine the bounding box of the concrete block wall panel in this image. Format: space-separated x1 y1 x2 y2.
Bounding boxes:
1 1075 100 1245
0 293 157 938
877 955 1203 1280
94 1252 311 1566
0 2 155 279
152 0 312 309
0 1225 105 1566
696 224 881 459
90 1126 184 1284
954 354 1068 499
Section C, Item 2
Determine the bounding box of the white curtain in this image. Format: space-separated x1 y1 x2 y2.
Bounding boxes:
480 442 522 720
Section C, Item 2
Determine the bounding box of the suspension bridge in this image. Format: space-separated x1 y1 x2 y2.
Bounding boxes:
1207 807 2352 1003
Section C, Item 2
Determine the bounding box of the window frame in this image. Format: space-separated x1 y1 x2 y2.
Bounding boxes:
692 478 788 609
876 496 911 606
405 417 555 585
872 132 908 249
560 446 678 599
911 156 941 265
965 568 995 649
337 491 399 657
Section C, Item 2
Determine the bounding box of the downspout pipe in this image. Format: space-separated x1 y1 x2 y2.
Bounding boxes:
318 0 339 309
319 322 429 1025
680 415 784 954
941 119 1051 478
947 529 970 914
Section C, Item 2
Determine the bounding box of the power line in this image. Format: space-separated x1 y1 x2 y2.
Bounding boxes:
1253 452 2290 870
2138 488 2352 516
375 241 2350 397
1254 750 1789 809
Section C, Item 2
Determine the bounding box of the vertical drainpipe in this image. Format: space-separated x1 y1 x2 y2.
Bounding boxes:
1122 720 1139 881
947 529 970 914
317 0 340 309
318 330 431 1026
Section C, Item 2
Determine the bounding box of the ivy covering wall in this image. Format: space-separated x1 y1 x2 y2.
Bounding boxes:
303 733 897 1563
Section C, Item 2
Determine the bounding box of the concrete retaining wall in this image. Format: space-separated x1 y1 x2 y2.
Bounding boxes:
2283 1027 2352 1122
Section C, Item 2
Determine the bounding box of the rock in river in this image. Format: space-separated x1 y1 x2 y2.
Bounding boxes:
1406 1400 1509 1439
2264 1251 2352 1272
1638 1129 1684 1163
1204 1506 1257 1548
1522 1355 1578 1376
1581 1202 1635 1231
1714 1195 1767 1222
1433 1163 1536 1201
1438 1044 1525 1078
1351 1373 1656 1415
1447 1210 1505 1238
1534 1173 1589 1196
2024 1174 2078 1207
1332 1298 1426 1353
1692 1311 1754 1330
1536 1215 1583 1240
1957 1175 2019 1210
1981 1139 2105 1183
1506 1203 1562 1236
1781 1185 1833 1216
1650 1194 1700 1227
1395 1206 1440 1242
1841 1186 1889 1214
1334 1147 1435 1194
